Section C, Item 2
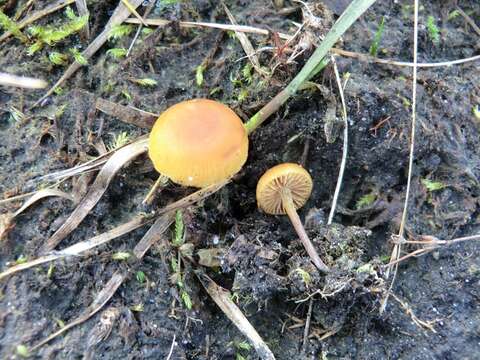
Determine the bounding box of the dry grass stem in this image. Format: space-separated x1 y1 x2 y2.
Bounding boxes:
42 138 149 252
30 272 125 351
125 18 480 68
456 7 480 37
13 188 75 217
382 0 419 313
0 72 47 89
0 215 148 281
390 293 438 332
95 97 158 128
126 1 156 56
0 180 228 280
196 273 276 360
75 0 90 39
132 213 174 259
120 0 147 26
327 56 348 225
223 4 268 76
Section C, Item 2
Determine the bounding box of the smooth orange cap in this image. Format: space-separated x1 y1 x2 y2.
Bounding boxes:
256 163 313 215
148 99 248 187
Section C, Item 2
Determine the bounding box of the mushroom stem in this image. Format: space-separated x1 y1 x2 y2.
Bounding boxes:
280 188 330 273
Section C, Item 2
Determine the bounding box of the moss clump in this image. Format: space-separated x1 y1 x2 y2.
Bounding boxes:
27 7 88 54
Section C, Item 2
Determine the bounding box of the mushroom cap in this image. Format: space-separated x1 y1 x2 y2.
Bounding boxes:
256 163 313 215
148 99 249 187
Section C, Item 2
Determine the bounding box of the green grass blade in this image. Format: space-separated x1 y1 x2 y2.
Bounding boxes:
244 0 378 133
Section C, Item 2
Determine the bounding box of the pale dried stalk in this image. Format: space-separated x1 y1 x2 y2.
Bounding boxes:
30 272 125 351
223 4 268 76
125 18 480 68
42 138 149 252
0 181 227 280
0 72 47 89
13 189 75 217
197 273 276 360
75 0 90 39
381 0 419 314
327 55 348 225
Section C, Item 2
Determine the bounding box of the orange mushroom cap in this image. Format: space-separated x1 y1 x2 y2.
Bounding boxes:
256 163 313 215
148 99 248 187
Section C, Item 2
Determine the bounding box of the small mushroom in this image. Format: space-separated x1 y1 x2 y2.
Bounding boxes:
148 99 249 188
256 163 329 273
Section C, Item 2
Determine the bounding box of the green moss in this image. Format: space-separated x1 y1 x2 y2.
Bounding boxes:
173 210 185 246
421 178 445 192
369 16 385 56
0 9 28 42
49 51 68 65
69 48 88 65
426 15 440 44
195 64 206 86
106 47 127 59
28 8 88 46
356 192 376 209
108 24 134 40
133 78 157 87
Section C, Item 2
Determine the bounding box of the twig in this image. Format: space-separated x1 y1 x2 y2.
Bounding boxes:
196 272 276 360
390 293 437 332
30 272 125 351
327 55 348 225
382 0 419 313
301 298 313 352
75 0 90 39
142 175 168 205
456 7 480 38
223 3 268 76
95 97 158 128
0 72 47 89
125 18 292 40
165 334 176 360
126 1 155 57
125 18 480 68
385 233 480 267
120 0 147 26
331 48 480 68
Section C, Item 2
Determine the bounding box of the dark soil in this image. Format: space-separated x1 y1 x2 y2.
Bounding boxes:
1 0 480 359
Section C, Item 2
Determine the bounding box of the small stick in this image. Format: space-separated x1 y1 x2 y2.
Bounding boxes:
75 0 90 40
142 175 168 205
196 272 276 360
120 0 148 26
126 0 156 56
327 55 348 225
381 0 420 313
30 272 125 351
302 298 313 352
0 72 47 89
124 18 480 68
165 335 176 360
456 7 480 38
